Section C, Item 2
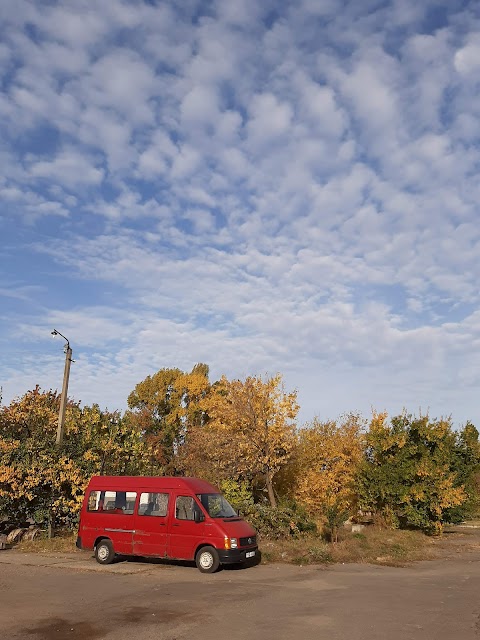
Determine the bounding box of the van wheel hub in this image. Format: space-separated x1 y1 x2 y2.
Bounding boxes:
199 551 213 569
97 545 109 561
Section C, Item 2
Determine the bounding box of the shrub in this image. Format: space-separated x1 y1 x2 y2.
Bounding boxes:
357 413 468 534
243 501 317 539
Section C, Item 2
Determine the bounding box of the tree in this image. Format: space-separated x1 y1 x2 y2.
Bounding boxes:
357 412 466 534
444 422 480 523
0 387 66 524
294 415 364 541
202 374 299 507
0 387 152 528
127 364 210 473
178 413 247 487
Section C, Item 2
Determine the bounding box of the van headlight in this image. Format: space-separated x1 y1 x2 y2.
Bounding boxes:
224 537 238 549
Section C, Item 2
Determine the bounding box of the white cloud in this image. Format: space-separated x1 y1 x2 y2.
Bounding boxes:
295 75 347 139
170 144 202 179
75 49 156 125
183 209 216 234
454 37 480 75
137 130 177 178
333 51 399 143
247 93 294 146
300 0 338 17
1 0 480 428
77 107 133 172
28 148 104 187
181 85 220 128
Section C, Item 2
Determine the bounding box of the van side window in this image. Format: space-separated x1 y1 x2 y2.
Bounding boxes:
138 492 169 517
87 490 101 511
87 490 136 514
175 496 196 520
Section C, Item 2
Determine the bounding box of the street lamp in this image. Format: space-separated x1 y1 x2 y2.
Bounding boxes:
51 330 74 447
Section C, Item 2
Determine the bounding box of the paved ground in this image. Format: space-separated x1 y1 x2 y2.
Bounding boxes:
1 540 479 640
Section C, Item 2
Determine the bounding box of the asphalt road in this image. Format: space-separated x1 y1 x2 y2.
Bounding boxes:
1 544 479 640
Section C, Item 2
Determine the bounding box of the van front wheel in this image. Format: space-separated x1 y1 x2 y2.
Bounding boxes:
195 546 220 573
95 539 115 565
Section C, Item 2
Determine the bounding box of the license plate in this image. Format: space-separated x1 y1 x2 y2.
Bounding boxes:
246 551 255 558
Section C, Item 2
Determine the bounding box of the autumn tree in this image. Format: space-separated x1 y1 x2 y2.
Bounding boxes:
294 415 364 541
63 404 153 479
357 412 467 534
178 419 243 486
127 364 211 473
444 422 480 523
200 374 299 507
0 387 151 528
0 387 62 524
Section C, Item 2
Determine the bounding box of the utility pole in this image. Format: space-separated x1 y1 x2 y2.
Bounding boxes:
52 330 73 446
50 330 73 538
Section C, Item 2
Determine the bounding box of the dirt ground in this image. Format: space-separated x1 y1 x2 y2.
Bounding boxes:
1 530 480 640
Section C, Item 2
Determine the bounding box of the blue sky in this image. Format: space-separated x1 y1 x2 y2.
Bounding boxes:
1 0 479 427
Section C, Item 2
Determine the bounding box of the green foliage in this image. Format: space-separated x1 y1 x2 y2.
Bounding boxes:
290 541 333 565
443 422 480 522
352 532 367 541
0 387 152 529
303 543 333 564
127 364 210 472
219 479 254 512
2 372 479 544
357 412 468 534
242 501 317 540
323 504 352 542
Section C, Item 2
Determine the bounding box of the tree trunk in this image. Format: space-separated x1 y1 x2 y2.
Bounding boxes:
332 524 338 544
266 470 276 508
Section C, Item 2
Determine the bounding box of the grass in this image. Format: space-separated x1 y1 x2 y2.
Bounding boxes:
17 530 79 554
14 525 480 566
328 527 438 566
259 526 442 567
260 537 333 565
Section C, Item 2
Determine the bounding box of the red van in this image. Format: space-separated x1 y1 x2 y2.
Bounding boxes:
76 476 258 573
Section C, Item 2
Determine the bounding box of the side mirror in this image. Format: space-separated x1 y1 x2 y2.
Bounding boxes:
194 509 205 523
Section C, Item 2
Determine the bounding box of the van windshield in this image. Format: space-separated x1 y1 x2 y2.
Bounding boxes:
197 494 237 518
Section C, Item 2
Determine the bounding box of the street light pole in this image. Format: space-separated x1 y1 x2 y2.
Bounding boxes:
52 330 73 447
49 330 74 539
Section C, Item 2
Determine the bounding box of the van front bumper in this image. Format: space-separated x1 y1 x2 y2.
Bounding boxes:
75 536 83 550
218 547 258 564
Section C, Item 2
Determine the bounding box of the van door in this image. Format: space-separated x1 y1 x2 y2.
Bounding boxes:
89 489 136 555
168 493 206 560
133 491 170 557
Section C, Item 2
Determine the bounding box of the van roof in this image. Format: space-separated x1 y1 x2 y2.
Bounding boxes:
86 476 220 494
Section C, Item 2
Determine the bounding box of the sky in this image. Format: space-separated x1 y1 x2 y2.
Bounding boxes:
1 0 479 428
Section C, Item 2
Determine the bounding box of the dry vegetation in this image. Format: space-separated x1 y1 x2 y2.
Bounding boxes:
16 526 480 567
260 526 480 567
17 530 79 554
260 528 431 566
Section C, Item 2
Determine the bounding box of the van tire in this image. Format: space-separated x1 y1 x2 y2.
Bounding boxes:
195 546 220 573
95 539 115 565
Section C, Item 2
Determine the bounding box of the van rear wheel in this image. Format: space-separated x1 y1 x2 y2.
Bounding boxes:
195 546 220 573
95 539 115 565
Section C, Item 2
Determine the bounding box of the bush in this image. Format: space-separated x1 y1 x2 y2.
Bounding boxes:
357 413 469 534
243 501 317 539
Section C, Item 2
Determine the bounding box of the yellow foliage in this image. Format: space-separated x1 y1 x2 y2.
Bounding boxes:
294 415 364 525
0 387 154 527
198 374 299 507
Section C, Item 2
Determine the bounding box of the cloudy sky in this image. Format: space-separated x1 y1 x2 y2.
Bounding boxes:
1 0 479 427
